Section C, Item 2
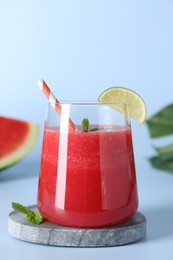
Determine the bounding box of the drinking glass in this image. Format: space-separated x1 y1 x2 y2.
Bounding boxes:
37 102 138 227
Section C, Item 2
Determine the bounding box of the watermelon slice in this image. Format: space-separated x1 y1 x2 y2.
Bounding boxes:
0 116 39 170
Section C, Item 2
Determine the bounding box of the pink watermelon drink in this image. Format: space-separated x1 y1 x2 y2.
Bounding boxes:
37 103 138 227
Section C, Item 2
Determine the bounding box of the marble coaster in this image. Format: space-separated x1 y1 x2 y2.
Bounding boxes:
8 205 146 247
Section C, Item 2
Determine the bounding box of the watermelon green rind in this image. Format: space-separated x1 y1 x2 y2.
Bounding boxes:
0 123 39 170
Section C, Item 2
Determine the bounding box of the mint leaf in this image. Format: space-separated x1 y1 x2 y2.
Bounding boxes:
12 202 31 215
82 118 89 132
81 118 110 132
34 213 43 224
89 127 105 131
26 212 43 225
27 212 36 225
12 202 43 225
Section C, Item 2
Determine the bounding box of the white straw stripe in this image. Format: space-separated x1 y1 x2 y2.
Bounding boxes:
49 92 56 104
55 104 70 209
37 79 44 89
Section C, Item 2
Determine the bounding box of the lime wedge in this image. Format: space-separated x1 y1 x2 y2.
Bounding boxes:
98 86 147 123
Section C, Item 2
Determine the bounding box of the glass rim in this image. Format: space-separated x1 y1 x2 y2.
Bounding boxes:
46 101 131 126
48 101 128 106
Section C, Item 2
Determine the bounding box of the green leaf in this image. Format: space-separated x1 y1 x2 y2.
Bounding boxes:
34 213 43 225
12 202 43 225
150 156 173 173
89 127 103 132
154 143 173 158
27 211 43 225
12 202 31 215
146 104 173 138
82 118 89 132
27 212 36 225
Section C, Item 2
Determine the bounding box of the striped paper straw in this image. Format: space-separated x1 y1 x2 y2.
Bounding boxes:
37 79 76 132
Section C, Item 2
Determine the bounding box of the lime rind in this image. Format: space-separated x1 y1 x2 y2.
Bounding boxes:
98 86 147 124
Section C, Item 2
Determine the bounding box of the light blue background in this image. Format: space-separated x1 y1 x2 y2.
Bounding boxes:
1 0 173 116
1 0 173 160
1 1 173 259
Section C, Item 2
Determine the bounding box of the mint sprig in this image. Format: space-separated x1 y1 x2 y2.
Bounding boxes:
12 202 43 225
82 118 103 132
82 118 89 132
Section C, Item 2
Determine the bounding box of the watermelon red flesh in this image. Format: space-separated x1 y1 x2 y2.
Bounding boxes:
0 116 29 159
0 116 39 170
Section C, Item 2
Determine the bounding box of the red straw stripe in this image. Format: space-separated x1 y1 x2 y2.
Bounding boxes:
37 79 76 132
41 80 61 113
41 82 51 97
